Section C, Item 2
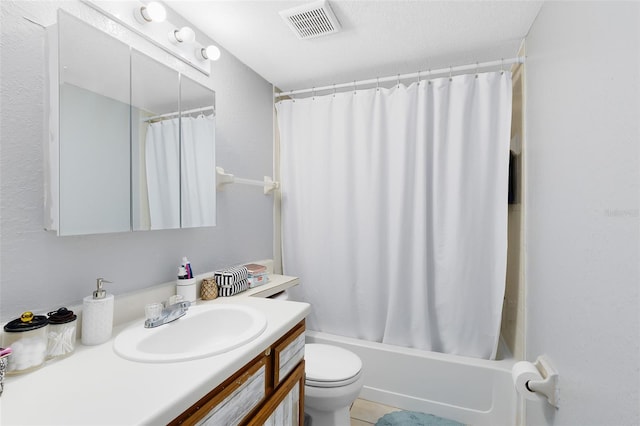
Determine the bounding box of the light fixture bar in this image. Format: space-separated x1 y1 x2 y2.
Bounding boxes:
81 0 212 75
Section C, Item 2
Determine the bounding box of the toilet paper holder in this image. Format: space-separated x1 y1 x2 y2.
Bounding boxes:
527 355 559 407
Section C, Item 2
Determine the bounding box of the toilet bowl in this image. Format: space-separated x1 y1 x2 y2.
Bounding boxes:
304 343 364 426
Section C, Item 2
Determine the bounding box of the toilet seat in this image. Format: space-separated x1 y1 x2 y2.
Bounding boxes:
305 344 363 388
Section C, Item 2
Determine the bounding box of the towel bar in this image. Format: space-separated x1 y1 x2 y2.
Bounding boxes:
216 167 279 195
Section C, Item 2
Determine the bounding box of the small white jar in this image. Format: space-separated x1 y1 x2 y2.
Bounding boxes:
176 278 197 302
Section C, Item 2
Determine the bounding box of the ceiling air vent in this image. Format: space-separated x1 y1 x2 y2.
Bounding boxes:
279 0 341 40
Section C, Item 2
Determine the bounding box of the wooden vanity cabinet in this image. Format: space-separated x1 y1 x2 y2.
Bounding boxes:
170 320 306 426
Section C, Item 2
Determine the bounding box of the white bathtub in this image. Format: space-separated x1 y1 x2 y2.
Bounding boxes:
305 330 518 426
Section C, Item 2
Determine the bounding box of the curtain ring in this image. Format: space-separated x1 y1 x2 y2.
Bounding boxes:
417 70 421 85
376 77 380 92
312 87 315 100
449 66 453 82
428 69 432 85
353 80 357 95
333 84 336 98
397 74 400 88
475 62 479 79
501 58 505 75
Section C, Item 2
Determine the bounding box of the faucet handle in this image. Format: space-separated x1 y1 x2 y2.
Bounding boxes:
168 294 184 306
144 302 164 321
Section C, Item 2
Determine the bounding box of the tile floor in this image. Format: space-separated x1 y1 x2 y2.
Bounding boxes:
350 398 402 425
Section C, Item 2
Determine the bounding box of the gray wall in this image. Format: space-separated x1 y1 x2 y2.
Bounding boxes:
525 2 639 425
0 1 274 321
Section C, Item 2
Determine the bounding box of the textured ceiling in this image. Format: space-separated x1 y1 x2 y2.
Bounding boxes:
166 1 543 91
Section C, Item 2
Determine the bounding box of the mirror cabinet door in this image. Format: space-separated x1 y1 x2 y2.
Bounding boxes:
58 11 131 235
53 12 216 235
131 49 180 231
180 77 216 228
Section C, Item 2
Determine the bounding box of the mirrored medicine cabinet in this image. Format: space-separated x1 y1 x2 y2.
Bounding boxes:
45 10 216 236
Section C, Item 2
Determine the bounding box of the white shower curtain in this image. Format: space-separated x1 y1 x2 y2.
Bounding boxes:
146 118 180 229
145 114 215 229
276 71 512 359
181 115 216 228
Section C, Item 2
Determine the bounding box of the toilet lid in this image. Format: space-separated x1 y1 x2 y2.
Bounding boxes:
305 344 362 385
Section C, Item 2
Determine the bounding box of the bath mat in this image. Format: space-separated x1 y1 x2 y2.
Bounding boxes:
375 411 465 426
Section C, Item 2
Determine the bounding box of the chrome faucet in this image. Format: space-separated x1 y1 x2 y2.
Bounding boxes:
144 301 191 328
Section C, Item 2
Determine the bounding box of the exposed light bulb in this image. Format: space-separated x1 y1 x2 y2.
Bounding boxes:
198 45 221 61
143 2 166 22
170 26 196 44
134 1 166 23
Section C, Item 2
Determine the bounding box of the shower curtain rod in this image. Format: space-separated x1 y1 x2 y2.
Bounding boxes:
143 106 215 122
274 56 525 99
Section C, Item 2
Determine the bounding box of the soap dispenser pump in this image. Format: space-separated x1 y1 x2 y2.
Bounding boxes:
81 278 114 346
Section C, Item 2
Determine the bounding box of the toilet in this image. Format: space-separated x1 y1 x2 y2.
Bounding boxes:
304 343 364 426
268 291 364 426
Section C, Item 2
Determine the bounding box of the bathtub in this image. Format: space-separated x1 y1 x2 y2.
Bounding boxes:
305 330 518 426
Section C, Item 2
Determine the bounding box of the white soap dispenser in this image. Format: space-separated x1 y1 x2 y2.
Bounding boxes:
81 278 114 346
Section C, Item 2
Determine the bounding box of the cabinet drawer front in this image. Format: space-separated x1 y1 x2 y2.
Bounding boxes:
277 332 304 385
245 361 305 426
197 363 266 426
274 321 305 386
263 382 300 426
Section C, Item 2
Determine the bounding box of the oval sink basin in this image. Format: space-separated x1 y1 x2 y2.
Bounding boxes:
114 304 267 363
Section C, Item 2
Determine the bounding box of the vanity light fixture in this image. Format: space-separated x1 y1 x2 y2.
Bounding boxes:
133 1 167 24
169 26 196 44
197 45 221 61
84 0 212 75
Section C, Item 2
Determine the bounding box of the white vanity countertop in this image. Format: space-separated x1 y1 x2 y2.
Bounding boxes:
1 279 309 425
